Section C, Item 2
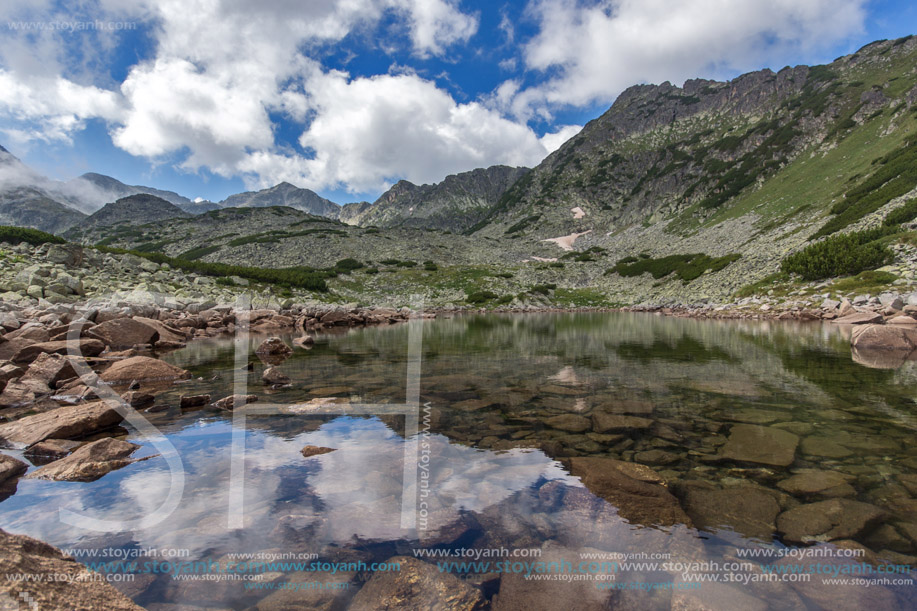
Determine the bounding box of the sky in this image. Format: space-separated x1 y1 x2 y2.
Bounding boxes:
0 0 915 206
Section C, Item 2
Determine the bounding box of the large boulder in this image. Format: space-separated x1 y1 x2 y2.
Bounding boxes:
26 438 141 482
850 324 917 352
0 401 124 447
591 412 653 432
563 457 690 527
719 424 799 467
348 556 484 610
0 528 144 610
99 356 190 386
11 339 105 364
87 318 160 349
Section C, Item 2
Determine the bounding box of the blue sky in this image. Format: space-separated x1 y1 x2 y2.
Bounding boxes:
0 0 915 206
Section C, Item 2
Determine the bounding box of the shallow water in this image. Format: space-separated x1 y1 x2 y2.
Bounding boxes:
1 312 916 609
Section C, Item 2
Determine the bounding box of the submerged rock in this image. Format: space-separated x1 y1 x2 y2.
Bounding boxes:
850 324 917 352
676 480 780 540
0 528 144 610
26 438 142 482
777 470 855 497
0 401 124 447
777 499 887 543
349 556 484 610
212 394 258 410
719 424 799 467
544 414 591 432
563 457 690 527
591 412 653 433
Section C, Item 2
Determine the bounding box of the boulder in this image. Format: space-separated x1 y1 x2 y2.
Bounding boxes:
11 339 105 364
120 391 155 408
87 318 160 349
544 414 591 432
676 481 780 539
212 394 257 410
23 439 79 462
0 401 124 447
348 556 484 610
777 499 887 543
850 324 917 352
0 528 144 610
0 337 37 361
719 424 799 467
19 353 77 388
99 356 190 386
563 457 690 527
591 412 653 432
255 337 292 357
179 394 211 408
132 317 187 343
776 470 855 497
262 366 291 385
887 315 917 325
0 454 27 485
4 323 50 342
301 445 336 458
292 334 315 348
44 243 84 267
26 438 141 482
831 311 883 325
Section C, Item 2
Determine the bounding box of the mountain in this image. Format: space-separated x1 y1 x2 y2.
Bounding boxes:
66 194 192 243
344 166 530 231
476 37 917 244
70 173 212 214
219 182 340 217
0 187 87 234
337 201 373 224
0 146 88 233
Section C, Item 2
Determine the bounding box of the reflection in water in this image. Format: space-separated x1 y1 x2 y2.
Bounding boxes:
1 312 916 609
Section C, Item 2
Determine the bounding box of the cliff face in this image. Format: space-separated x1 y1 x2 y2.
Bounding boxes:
346 165 530 232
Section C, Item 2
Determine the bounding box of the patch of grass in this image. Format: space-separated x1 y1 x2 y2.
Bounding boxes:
814 135 917 237
0 225 66 246
609 253 741 282
781 227 897 280
552 288 614 307
734 272 792 298
528 283 556 295
829 270 898 294
335 258 364 272
504 214 541 235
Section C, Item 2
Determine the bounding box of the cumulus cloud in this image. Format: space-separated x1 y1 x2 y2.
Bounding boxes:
508 0 868 119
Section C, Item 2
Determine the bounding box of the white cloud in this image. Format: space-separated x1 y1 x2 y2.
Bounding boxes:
397 0 479 57
240 71 558 192
509 0 868 119
540 124 583 154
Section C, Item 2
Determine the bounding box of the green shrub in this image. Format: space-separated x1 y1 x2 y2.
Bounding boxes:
380 258 401 265
335 258 364 271
609 253 741 282
781 228 895 280
423 261 438 271
178 245 220 260
0 225 66 246
466 290 499 304
363 267 380 274
883 199 917 226
396 260 418 268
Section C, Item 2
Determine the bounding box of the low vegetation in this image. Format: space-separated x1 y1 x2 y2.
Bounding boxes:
780 227 896 280
0 225 67 246
609 253 741 282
